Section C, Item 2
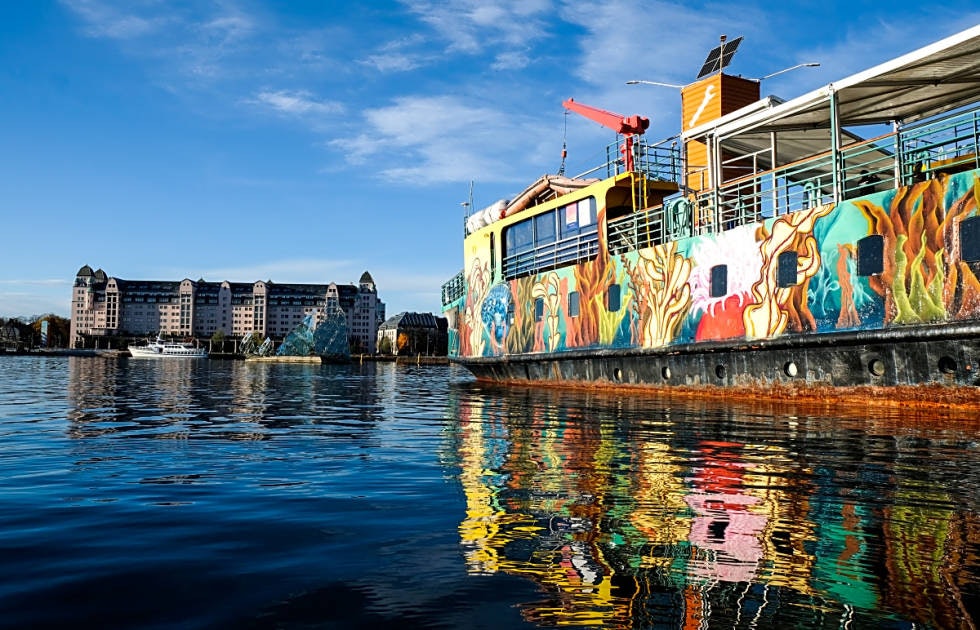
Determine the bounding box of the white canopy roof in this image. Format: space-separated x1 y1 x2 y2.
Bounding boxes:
685 24 980 141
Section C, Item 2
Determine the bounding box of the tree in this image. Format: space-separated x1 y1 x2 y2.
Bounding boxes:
397 332 409 355
31 315 70 348
211 329 226 352
378 336 392 355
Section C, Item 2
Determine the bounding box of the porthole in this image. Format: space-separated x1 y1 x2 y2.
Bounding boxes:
783 361 798 377
938 356 957 375
662 366 672 381
613 367 623 382
868 358 886 377
715 364 726 380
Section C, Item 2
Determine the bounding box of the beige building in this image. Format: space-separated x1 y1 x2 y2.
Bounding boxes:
70 266 384 352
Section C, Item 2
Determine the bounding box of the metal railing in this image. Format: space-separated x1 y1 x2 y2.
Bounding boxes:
573 138 682 183
502 230 601 280
697 103 980 233
607 198 695 254
900 107 980 183
441 270 465 307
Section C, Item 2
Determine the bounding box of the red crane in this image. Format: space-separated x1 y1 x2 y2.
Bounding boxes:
562 98 649 172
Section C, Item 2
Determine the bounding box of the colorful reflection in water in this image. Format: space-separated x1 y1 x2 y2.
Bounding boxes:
446 385 980 628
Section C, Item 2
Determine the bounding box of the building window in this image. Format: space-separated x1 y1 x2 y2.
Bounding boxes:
568 291 580 318
961 216 980 262
777 252 798 287
606 284 621 312
534 297 544 322
857 235 884 276
710 265 728 298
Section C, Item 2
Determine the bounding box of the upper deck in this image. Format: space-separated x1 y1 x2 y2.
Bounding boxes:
444 25 980 306
678 25 980 230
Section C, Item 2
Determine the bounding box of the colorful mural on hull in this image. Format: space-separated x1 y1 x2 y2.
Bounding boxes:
456 170 980 359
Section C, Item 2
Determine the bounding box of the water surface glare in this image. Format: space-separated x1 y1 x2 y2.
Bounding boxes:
0 356 978 628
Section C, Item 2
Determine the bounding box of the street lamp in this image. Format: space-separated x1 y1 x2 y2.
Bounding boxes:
626 63 818 89
755 62 819 81
625 80 684 89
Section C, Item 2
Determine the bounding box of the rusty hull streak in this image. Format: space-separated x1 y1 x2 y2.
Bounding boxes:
474 375 980 419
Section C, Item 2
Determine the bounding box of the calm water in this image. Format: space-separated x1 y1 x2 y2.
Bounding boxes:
0 356 978 629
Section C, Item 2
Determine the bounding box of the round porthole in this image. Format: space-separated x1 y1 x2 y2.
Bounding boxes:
783 361 798 377
938 356 957 375
715 364 726 380
868 358 886 377
661 366 671 381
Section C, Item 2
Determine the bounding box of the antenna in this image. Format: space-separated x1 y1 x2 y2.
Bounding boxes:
557 110 568 176
696 34 743 79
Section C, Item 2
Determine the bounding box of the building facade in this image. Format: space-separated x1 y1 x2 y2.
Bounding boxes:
377 311 448 356
69 266 385 352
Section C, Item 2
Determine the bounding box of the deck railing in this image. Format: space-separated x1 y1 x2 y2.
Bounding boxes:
502 230 600 280
605 102 980 254
900 107 980 183
441 270 465 307
572 138 682 183
696 103 980 232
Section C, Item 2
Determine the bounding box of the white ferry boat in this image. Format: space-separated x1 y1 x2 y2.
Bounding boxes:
127 335 208 358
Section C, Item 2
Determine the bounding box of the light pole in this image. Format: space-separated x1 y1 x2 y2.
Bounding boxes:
625 80 684 89
626 63 818 90
755 62 820 81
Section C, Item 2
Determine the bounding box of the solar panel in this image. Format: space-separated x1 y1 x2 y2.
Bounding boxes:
696 36 743 79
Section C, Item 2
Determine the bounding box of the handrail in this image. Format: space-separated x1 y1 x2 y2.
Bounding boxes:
441 270 465 306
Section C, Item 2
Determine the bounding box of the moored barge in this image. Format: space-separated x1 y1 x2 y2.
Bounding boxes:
441 27 980 398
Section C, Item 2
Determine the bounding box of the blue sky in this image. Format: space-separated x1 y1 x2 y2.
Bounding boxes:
2 1 979 319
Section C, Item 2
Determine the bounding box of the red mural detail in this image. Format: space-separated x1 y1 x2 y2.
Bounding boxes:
695 294 748 341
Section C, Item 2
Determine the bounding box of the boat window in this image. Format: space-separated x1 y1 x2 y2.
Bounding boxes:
504 218 534 257
606 284 621 312
534 298 544 322
560 197 597 238
534 212 556 245
710 265 728 297
777 252 798 287
503 197 600 281
961 216 980 262
507 302 515 325
568 291 580 318
857 235 884 276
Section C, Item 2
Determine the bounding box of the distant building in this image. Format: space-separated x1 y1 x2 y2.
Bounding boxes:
69 265 385 351
377 312 448 356
1 322 22 352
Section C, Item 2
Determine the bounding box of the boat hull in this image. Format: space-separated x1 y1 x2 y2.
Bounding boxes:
453 323 980 391
127 346 208 358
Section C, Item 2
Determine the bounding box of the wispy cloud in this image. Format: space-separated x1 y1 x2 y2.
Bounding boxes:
60 0 163 39
400 0 553 56
562 1 761 87
359 33 431 73
251 90 344 117
332 95 550 184
61 0 263 83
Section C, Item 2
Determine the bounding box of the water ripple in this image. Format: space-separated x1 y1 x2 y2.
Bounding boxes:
0 357 978 628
